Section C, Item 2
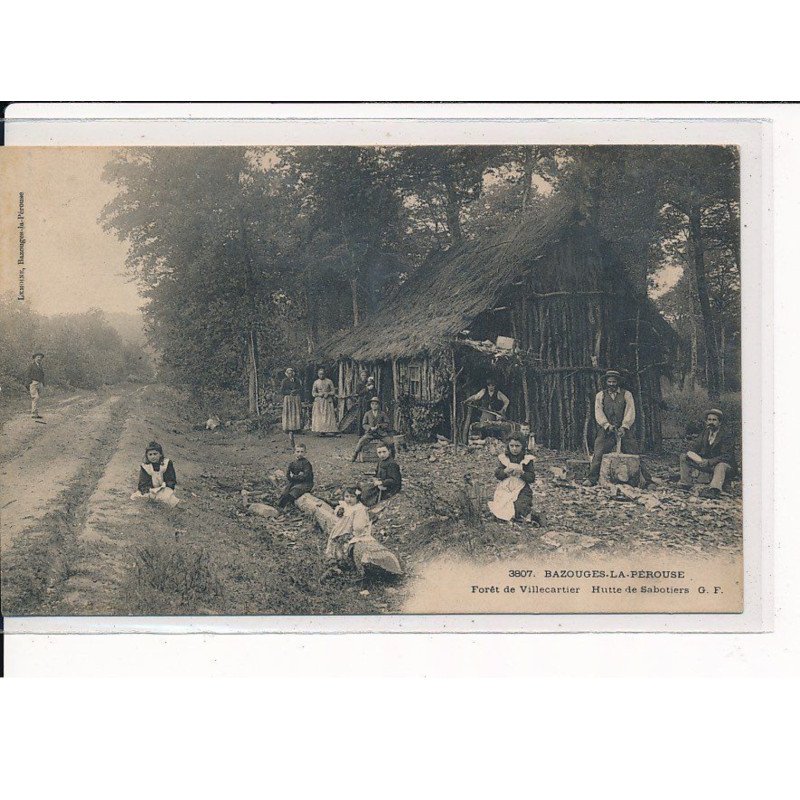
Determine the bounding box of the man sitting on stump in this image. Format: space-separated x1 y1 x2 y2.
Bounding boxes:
677 409 737 498
584 369 652 488
352 397 394 461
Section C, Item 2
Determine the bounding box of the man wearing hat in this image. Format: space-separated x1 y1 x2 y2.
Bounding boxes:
352 396 394 461
26 352 45 421
677 409 737 498
585 369 652 487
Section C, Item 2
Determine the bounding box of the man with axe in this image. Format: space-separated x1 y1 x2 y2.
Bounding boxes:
584 370 652 488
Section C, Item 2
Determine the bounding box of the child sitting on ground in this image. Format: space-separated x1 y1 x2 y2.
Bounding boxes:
131 441 180 507
487 434 541 524
322 486 373 578
361 443 402 507
278 442 314 510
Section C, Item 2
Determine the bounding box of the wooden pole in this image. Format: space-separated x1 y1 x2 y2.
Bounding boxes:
451 346 458 450
634 307 647 448
337 361 345 422
391 359 400 431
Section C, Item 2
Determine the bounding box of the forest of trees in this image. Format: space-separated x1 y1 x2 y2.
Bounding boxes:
0 297 152 390
99 145 741 409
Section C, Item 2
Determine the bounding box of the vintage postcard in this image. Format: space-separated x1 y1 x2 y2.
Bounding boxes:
0 112 769 631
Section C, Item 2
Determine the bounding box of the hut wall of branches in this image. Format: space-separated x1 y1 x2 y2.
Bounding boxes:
323 200 676 452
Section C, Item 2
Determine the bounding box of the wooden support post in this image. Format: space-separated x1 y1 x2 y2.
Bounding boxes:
522 369 531 424
451 347 458 450
391 358 400 431
337 361 345 422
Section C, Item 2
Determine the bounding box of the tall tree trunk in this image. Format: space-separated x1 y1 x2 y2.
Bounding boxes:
350 277 360 326
304 272 318 354
442 172 463 244
689 317 698 392
247 326 260 416
688 205 722 399
719 325 726 392
520 146 538 211
238 211 262 414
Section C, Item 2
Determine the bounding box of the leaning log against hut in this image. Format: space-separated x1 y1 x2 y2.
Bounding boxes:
322 196 678 453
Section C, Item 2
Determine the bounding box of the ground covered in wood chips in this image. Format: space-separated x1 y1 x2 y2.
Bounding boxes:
1 384 742 617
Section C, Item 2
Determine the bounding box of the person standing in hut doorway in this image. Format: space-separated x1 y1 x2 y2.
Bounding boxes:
311 367 338 436
280 367 303 449
355 368 375 434
27 352 46 421
584 370 652 487
466 379 510 438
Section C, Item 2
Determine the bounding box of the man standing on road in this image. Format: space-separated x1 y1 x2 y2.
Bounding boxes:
26 352 45 421
584 369 652 487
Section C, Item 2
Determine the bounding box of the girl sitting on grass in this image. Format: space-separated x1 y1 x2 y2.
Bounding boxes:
131 441 180 507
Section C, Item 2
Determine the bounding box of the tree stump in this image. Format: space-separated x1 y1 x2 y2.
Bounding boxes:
295 494 403 577
599 453 641 487
358 447 380 463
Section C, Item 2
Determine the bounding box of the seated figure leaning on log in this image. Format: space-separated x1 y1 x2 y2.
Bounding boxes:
361 443 402 507
584 370 653 488
465 379 510 439
677 408 737 499
323 486 373 574
319 485 404 581
352 397 395 461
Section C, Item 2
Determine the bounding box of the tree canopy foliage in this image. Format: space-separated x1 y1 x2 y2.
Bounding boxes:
0 296 151 390
100 144 740 406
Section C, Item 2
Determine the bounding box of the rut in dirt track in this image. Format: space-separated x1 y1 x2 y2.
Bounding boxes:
0 389 137 614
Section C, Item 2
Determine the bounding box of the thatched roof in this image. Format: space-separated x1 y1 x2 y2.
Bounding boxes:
323 196 582 362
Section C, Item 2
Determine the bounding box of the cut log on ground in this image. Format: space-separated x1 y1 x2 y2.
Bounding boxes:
296 493 403 577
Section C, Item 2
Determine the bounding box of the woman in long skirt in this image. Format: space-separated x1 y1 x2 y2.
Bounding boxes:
280 367 303 448
311 368 338 435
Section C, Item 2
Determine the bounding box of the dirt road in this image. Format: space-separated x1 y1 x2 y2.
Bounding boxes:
1 391 127 552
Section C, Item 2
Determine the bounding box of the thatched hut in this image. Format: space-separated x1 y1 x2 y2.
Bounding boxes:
322 198 677 452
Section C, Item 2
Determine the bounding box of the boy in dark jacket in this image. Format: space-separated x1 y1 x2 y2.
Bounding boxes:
278 443 315 509
677 409 737 498
361 443 402 507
